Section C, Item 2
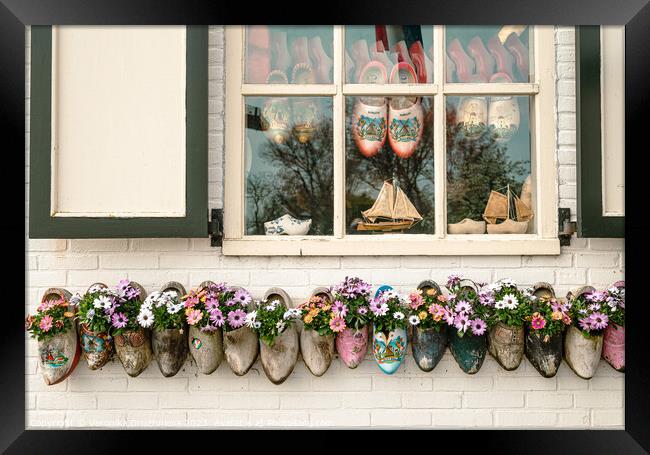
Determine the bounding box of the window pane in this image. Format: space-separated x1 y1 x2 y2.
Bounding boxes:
346 96 435 235
345 26 434 84
245 26 333 84
446 26 533 83
245 96 334 235
446 95 534 234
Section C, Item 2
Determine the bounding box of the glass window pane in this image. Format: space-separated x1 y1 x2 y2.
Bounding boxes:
346 96 434 235
445 26 533 83
245 26 333 84
446 95 534 235
245 96 334 235
345 26 434 84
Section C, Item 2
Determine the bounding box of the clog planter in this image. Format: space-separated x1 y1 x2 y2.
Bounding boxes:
370 286 408 375
114 282 153 378
602 281 625 372
564 286 604 379
448 328 487 374
409 280 448 372
79 323 112 371
488 321 525 370
37 288 80 385
223 326 259 376
299 287 336 377
188 325 223 374
525 282 562 377
259 287 300 384
336 327 369 369
150 282 188 377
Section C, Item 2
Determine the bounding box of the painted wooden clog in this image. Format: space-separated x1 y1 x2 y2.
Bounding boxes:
300 287 336 376
488 321 525 370
525 329 563 378
151 282 188 377
371 285 407 375
411 280 447 372
602 280 625 372
448 327 487 375
187 281 225 374
531 282 555 300
223 326 259 376
114 281 152 377
259 287 300 384
564 286 603 379
78 282 113 370
336 326 369 369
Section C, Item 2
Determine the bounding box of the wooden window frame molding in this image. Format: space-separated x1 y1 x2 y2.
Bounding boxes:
576 25 625 238
28 25 208 238
223 25 559 256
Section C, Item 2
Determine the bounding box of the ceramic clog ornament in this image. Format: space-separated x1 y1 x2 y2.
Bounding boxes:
291 36 319 143
29 288 80 385
299 287 336 377
352 61 388 158
369 285 408 375
408 280 448 372
113 281 153 378
524 282 565 378
447 218 486 234
76 282 114 370
388 63 423 159
564 286 606 379
150 282 188 377
455 74 489 140
264 213 312 235
601 281 625 372
261 70 291 144
258 287 300 384
487 73 521 143
185 281 225 375
332 276 373 369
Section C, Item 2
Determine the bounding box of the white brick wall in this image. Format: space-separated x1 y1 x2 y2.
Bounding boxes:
25 26 624 429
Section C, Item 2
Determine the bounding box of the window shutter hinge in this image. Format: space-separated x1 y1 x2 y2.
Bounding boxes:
558 208 577 246
208 208 223 247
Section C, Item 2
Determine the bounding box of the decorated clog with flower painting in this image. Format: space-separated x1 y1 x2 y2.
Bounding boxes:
352 61 388 158
331 277 373 369
26 288 80 385
254 288 301 384
368 285 408 375
388 63 423 159
601 281 625 372
73 283 114 370
564 286 607 379
298 287 336 377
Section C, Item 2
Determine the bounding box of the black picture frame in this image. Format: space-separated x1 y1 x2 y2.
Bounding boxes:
4 0 648 451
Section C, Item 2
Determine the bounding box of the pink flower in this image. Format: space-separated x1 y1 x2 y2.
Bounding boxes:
39 315 53 332
329 317 346 333
332 300 348 317
227 309 246 328
184 295 199 309
186 309 203 325
531 315 546 330
409 293 423 309
470 318 487 336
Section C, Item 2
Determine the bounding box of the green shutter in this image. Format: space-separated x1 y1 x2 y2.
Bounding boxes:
28 26 208 238
576 25 624 238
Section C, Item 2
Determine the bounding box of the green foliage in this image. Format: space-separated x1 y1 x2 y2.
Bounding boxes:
253 299 300 346
25 297 74 342
527 295 572 338
485 280 532 328
367 290 408 333
299 295 335 336
75 287 114 334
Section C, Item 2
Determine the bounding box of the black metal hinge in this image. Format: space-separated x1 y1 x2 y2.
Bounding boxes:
208 208 223 247
558 208 577 246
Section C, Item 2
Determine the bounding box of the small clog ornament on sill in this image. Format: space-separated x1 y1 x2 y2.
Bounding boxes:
331 277 373 369
445 275 490 375
26 288 80 385
73 282 114 370
298 287 337 377
407 280 450 372
264 214 312 236
564 286 608 379
254 287 301 385
601 281 625 372
368 285 408 375
142 282 188 378
111 280 153 378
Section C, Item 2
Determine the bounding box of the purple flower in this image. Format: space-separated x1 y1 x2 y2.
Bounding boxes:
111 312 128 329
332 300 348 317
479 290 495 306
454 314 470 332
455 300 473 315
443 311 455 326
588 303 601 312
209 309 225 327
227 309 246 328
578 317 593 331
357 306 368 315
233 289 252 306
589 312 609 330
125 286 140 300
369 299 388 316
470 318 487 336
446 274 462 289
205 298 220 312
225 299 236 307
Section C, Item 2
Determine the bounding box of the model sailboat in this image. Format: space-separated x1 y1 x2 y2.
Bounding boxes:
356 180 423 231
482 184 533 234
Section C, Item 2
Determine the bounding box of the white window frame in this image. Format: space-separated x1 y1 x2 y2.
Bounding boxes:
224 25 559 256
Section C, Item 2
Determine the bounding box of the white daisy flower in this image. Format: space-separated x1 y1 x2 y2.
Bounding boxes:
87 284 104 294
494 300 507 310
408 315 420 326
166 302 183 314
265 299 279 311
254 321 261 329
137 308 154 328
276 320 286 333
393 311 405 320
501 294 519 310
245 311 257 328
94 295 112 310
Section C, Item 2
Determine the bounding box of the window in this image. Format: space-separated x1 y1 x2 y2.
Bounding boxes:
225 26 558 255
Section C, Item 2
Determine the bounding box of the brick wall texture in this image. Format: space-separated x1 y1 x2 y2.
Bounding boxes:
25 26 625 429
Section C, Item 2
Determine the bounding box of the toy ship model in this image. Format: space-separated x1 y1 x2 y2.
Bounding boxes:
356 180 422 232
482 184 533 234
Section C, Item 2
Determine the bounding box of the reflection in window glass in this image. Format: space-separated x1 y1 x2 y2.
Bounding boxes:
245 26 333 84
345 26 434 84
245 97 333 236
446 95 533 235
446 26 532 83
346 96 434 235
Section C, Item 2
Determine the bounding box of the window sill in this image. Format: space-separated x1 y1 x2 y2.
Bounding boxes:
222 235 561 256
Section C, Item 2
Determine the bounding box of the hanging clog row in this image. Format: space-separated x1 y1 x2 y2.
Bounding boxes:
25 276 624 386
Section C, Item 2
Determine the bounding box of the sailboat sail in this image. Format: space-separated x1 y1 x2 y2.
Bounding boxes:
394 187 423 221
362 181 395 221
483 190 509 224
514 195 534 221
357 179 422 231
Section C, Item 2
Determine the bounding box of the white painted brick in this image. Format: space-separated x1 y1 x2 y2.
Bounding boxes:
589 268 625 287
592 409 624 427
27 238 67 252
341 392 401 408
574 391 623 408
189 270 250 286
188 410 249 427
249 411 309 427
310 410 370 427
98 393 158 409
159 393 220 409
126 410 187 427
556 27 575 45
495 410 557 426
589 376 624 390
493 269 555 286
100 254 158 269
68 376 127 392
372 410 431 426
557 148 577 165
556 268 587 285
70 239 128 252
576 253 619 268
128 270 190 289
65 410 127 427
127 377 188 392
37 393 97 410
558 113 576 130
131 238 189 251
558 410 590 427
313 376 371 392
589 238 625 251
221 393 280 409
495 376 557 391
372 376 432 392
39 254 98 270
402 392 461 408
556 46 575 62
559 183 577 199
281 393 341 409
68 270 126 287
433 409 493 427
461 256 521 268
558 130 576 145
526 392 573 408
523 254 572 268
250 269 309 286
463 392 524 408
557 62 575 79
433 377 493 391
27 411 66 428
559 165 577 184
26 270 67 287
